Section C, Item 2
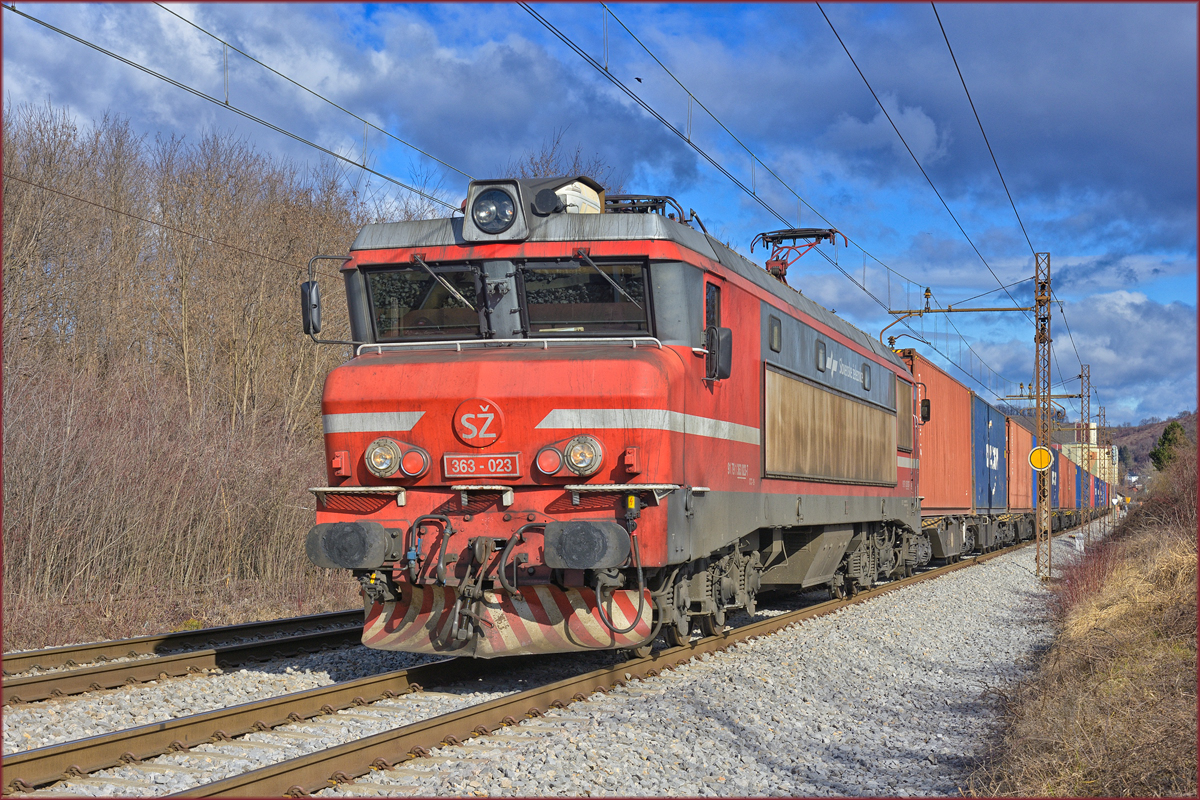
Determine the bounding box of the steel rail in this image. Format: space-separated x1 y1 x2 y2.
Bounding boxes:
3 626 364 705
8 517 1100 796
172 529 1071 798
2 610 361 676
1 655 523 794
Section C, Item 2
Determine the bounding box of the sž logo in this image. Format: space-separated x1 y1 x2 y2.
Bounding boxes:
453 398 504 447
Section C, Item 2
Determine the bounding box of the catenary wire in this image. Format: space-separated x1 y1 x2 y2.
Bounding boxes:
816 2 1032 328
947 277 1030 307
4 172 315 274
820 2 1083 411
525 1 1019 401
932 2 1089 408
150 3 474 181
8 1 1026 404
2 4 460 213
599 3 927 293
930 2 1035 258
579 4 1019 397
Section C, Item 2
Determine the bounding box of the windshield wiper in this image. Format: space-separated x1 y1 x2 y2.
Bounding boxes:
574 249 642 310
411 254 476 311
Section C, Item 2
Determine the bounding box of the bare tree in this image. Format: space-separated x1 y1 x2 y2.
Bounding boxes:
501 126 626 194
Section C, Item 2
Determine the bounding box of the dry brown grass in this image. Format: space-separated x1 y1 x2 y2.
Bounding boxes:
971 448 1197 797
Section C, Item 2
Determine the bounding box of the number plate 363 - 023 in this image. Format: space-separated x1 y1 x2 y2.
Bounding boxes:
442 453 521 478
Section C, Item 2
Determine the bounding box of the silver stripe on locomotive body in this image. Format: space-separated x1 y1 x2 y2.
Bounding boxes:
898 456 919 469
535 409 761 445
323 411 426 434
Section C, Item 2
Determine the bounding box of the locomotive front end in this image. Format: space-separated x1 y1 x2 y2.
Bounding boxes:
311 342 678 657
303 175 693 657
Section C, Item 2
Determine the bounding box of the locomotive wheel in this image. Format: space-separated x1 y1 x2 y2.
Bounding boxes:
627 643 653 658
663 606 691 648
697 608 725 637
829 582 846 601
663 622 690 648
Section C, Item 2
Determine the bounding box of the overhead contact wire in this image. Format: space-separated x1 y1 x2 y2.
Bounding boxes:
816 2 1032 327
3 4 460 212
930 2 1035 258
599 2 924 293
934 3 1089 394
517 3 790 229
151 3 474 181
524 2 1014 402
4 172 311 272
585 2 1017 398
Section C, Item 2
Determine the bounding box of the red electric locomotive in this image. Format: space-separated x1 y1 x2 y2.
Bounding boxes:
301 175 923 658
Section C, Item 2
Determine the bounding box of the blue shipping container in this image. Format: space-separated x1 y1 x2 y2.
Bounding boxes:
971 395 1008 513
1075 463 1083 509
1051 450 1060 508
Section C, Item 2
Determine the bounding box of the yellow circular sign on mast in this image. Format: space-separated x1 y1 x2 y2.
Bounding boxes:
1028 446 1053 472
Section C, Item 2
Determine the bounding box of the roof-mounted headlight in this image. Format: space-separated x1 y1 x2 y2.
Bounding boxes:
472 188 516 234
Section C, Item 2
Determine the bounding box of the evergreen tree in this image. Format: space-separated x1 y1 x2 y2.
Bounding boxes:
1149 421 1188 471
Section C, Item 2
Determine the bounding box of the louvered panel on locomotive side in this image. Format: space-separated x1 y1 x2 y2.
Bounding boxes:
763 367 897 485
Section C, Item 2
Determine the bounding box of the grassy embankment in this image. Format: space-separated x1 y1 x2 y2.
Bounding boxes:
972 446 1197 796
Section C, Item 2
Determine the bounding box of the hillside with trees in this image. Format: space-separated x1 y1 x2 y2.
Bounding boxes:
1111 411 1197 480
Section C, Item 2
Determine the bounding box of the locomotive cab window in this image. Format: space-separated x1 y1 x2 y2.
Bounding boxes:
815 340 827 372
364 265 482 340
862 363 871 391
769 316 782 352
705 282 721 330
520 260 649 335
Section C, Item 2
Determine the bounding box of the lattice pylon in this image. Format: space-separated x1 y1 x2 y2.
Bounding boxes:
1034 253 1053 578
1080 365 1091 542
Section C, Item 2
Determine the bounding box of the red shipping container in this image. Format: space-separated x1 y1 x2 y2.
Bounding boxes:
1061 457 1076 509
901 350 972 514
1007 417 1034 511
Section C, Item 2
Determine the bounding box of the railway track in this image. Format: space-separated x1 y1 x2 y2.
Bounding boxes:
2 611 362 705
4 540 1036 798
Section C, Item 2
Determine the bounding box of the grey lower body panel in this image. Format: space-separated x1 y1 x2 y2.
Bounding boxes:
665 488 920 563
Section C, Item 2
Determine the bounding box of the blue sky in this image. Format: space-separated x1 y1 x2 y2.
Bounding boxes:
4 2 1196 424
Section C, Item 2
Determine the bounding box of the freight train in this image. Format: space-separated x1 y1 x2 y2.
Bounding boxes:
300 175 1111 658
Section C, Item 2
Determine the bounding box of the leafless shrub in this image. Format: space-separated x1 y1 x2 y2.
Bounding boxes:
3 101 435 647
501 126 626 193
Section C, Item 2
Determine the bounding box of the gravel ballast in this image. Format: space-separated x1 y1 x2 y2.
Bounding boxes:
321 532 1079 797
6 523 1103 796
2 647 441 755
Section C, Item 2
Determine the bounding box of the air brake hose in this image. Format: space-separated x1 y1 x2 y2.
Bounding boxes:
497 523 545 595
405 515 454 584
595 533 646 635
